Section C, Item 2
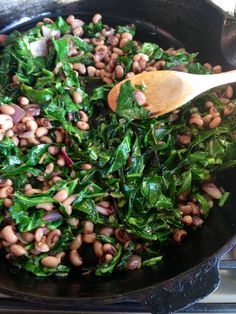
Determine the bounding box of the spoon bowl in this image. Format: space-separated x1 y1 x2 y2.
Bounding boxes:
107 70 236 117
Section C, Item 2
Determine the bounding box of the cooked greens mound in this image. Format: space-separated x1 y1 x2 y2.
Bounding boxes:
0 14 235 277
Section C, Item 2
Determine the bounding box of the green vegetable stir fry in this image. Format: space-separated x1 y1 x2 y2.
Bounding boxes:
0 13 235 277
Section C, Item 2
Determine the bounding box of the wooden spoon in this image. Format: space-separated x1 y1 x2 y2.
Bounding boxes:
107 70 236 117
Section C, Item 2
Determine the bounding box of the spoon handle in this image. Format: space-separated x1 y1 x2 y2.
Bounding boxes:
203 69 236 89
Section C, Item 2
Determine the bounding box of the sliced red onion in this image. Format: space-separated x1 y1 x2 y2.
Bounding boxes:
11 104 26 123
61 147 74 167
68 112 75 121
192 216 203 226
96 205 115 216
0 34 7 45
25 104 41 116
30 38 48 57
126 255 142 270
43 211 62 222
42 26 61 40
169 64 187 72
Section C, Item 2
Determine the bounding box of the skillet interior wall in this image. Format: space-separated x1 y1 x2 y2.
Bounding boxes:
0 0 236 308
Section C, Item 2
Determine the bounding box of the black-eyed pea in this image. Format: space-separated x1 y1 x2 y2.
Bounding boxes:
70 234 82 250
103 77 113 84
132 61 140 74
178 204 192 215
119 37 130 48
225 85 233 99
87 66 96 77
82 232 96 243
181 215 193 225
189 116 203 127
146 66 157 71
0 105 15 115
56 252 65 262
41 256 60 268
82 221 94 234
202 114 212 126
173 229 187 243
47 146 60 155
134 90 146 105
0 186 13 198
57 157 66 167
26 120 38 133
4 198 12 207
35 237 50 252
66 15 75 24
18 96 29 106
209 116 221 129
2 240 11 247
40 136 53 143
115 65 124 79
92 13 102 24
0 114 13 130
79 111 89 122
10 244 27 256
21 232 34 243
43 17 54 23
203 63 212 71
63 194 77 208
113 47 124 56
69 249 83 266
224 103 235 116
66 218 79 227
53 189 68 203
73 91 82 104
35 227 49 242
73 27 84 37
93 38 105 46
178 133 191 145
36 127 48 138
52 176 63 183
70 170 76 178
71 18 84 29
55 129 65 143
99 227 114 236
12 136 19 146
81 163 92 170
44 162 54 175
121 32 133 40
77 121 89 131
12 75 20 84
95 61 105 69
126 72 135 78
103 253 113 263
93 240 103 258
5 129 14 137
1 225 18 244
114 229 131 243
0 179 12 187
103 243 117 256
213 65 222 73
46 229 61 248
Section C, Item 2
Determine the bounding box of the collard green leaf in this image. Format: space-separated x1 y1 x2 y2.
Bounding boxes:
108 129 132 173
116 80 150 121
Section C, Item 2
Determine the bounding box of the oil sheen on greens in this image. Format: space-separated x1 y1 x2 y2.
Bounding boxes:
0 16 236 277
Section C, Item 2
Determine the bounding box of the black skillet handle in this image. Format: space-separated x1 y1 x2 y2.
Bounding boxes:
137 257 220 314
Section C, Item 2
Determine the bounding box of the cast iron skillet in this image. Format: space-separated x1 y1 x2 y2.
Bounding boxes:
0 0 236 313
